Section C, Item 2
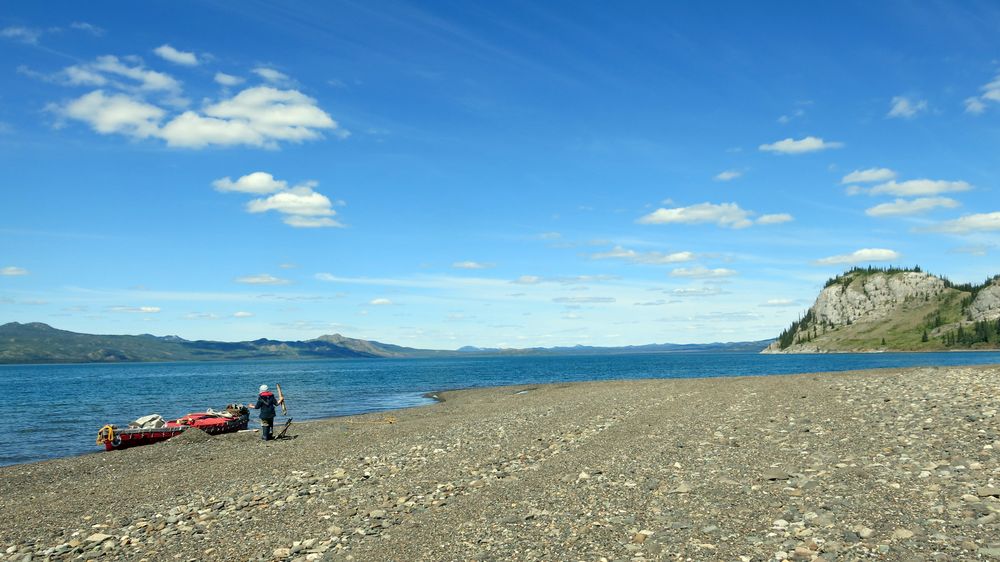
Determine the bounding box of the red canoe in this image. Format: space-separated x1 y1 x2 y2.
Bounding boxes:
97 405 250 451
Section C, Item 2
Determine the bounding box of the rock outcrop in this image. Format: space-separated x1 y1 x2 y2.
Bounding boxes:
764 269 1000 353
811 271 946 326
967 278 1000 321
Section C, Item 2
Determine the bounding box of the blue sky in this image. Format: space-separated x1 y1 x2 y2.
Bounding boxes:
2 1 1000 348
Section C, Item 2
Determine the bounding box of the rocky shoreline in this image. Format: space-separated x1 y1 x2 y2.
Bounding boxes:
2 366 1000 561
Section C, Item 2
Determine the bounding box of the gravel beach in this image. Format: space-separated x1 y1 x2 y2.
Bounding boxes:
2 365 1000 561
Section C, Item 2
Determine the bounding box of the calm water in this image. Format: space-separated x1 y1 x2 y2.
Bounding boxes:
4 351 1000 467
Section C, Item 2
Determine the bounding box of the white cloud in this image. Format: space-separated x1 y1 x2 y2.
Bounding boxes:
714 170 742 181
1 26 41 44
513 275 542 284
160 86 337 148
247 185 333 216
283 216 344 228
369 298 392 305
841 168 897 184
815 248 901 265
233 311 254 318
669 266 737 278
59 90 165 138
965 97 987 115
637 202 754 229
756 213 793 225
865 197 960 217
552 297 616 303
70 22 104 36
590 246 694 264
111 306 161 313
887 96 927 119
214 72 244 86
761 299 798 307
235 274 291 285
68 55 182 93
929 211 1000 233
253 67 289 83
213 171 287 194
759 136 843 154
453 261 494 269
1 266 28 276
669 287 725 297
869 179 971 197
154 44 199 66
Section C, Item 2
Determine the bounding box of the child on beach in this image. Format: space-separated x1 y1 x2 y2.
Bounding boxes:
247 384 283 441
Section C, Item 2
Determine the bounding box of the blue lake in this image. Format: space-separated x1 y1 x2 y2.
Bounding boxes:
4 351 1000 467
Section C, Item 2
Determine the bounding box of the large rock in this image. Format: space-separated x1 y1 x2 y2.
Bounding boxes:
811 272 946 327
967 278 1000 322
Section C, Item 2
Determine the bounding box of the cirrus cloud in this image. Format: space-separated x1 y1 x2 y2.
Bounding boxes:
452 261 494 269
590 246 695 264
1 266 29 276
669 266 737 278
235 273 291 285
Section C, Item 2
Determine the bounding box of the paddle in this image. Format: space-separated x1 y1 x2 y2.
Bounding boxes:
276 383 287 415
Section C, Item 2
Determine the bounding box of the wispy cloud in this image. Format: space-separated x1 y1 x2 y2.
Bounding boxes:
760 299 799 307
552 296 616 303
759 136 843 154
842 168 896 184
887 96 927 119
965 72 1000 115
253 67 289 84
110 305 161 313
590 245 694 264
927 211 1000 233
1 26 42 45
865 197 959 217
638 202 791 229
814 248 901 265
233 311 254 318
235 273 291 285
869 179 971 197
452 261 494 269
1 266 29 276
70 22 105 36
669 266 737 278
714 170 742 181
214 72 244 86
153 44 199 66
369 298 393 305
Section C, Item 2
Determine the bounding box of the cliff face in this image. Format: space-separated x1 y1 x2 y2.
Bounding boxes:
811 272 947 326
764 270 1000 353
968 278 1000 322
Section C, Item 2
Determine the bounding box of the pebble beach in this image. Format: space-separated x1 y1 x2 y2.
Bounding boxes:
2 365 1000 561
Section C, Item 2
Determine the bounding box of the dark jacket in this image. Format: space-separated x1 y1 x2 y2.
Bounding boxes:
255 391 278 419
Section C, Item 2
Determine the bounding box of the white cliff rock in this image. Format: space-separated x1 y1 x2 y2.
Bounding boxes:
967 278 1000 321
811 272 946 327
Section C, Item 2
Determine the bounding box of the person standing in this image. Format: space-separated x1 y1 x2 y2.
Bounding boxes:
247 384 282 441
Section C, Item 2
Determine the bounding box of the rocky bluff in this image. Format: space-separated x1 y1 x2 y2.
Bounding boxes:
765 268 1000 353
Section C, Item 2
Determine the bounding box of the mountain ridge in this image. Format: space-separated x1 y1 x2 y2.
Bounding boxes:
0 322 769 364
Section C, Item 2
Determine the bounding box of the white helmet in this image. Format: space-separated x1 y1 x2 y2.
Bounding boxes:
259 384 268 393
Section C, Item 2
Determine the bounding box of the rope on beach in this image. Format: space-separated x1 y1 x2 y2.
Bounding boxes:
346 415 397 426
96 424 115 445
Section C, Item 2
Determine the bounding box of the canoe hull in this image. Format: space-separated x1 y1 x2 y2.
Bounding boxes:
102 413 249 451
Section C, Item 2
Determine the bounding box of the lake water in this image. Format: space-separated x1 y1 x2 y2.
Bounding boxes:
4 351 1000 467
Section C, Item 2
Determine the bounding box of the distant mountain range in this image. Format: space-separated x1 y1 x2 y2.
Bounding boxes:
0 322 771 364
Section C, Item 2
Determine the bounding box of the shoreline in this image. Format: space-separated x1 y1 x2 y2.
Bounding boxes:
3 365 1000 560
